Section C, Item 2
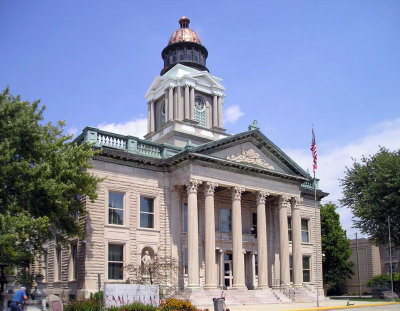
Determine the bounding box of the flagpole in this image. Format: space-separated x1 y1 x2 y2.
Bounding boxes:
314 171 319 307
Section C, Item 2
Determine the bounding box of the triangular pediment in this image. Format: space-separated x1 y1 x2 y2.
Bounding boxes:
189 130 310 180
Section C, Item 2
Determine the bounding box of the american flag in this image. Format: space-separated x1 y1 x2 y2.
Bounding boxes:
310 128 317 174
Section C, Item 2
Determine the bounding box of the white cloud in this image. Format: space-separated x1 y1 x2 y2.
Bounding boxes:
224 105 244 124
97 118 148 139
66 127 78 138
284 117 400 238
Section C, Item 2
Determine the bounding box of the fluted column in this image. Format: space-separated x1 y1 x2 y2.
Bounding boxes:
190 87 195 120
147 102 151 133
232 186 246 289
217 96 223 128
150 101 155 132
186 178 202 288
184 85 190 120
204 181 218 289
168 86 174 121
291 197 303 287
257 191 269 289
177 86 183 120
212 94 218 127
279 195 290 285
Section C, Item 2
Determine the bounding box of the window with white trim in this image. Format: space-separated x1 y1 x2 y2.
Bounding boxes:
303 256 311 282
288 217 292 242
56 246 62 281
108 192 124 225
108 244 124 280
140 197 154 228
301 219 309 243
71 243 78 280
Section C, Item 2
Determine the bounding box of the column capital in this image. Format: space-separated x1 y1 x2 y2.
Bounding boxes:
185 178 202 193
256 191 270 205
204 181 218 196
291 196 303 209
232 186 245 200
279 195 291 208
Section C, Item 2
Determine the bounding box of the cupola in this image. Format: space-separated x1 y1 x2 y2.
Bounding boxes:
160 17 209 75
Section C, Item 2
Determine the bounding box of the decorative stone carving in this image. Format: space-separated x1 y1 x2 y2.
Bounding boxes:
232 186 245 200
226 149 274 170
256 191 270 204
185 178 202 193
278 195 291 208
291 196 303 208
204 181 218 196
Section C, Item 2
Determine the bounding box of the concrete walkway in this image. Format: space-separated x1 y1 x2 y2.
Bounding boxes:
224 300 400 311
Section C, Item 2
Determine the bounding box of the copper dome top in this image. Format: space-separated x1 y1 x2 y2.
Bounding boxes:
168 16 201 45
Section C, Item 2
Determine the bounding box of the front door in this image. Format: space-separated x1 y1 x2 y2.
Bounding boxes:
224 253 233 288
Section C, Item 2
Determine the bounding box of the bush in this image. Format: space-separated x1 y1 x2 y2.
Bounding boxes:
90 291 104 301
64 299 102 311
159 298 196 311
108 302 157 311
366 273 400 293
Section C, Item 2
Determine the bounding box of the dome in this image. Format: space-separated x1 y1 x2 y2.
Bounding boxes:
168 17 202 45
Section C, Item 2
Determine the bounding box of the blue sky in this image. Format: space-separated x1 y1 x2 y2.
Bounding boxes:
1 0 399 237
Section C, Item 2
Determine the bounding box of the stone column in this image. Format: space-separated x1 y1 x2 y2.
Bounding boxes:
256 191 269 289
190 87 195 120
177 86 183 120
184 85 190 120
147 102 151 133
168 86 174 121
165 91 169 122
186 178 202 288
232 186 246 289
217 96 223 128
291 197 303 287
218 249 224 288
150 101 155 132
279 195 290 285
204 182 218 289
212 94 218 127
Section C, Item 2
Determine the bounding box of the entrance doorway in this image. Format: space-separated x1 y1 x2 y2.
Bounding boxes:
224 253 233 288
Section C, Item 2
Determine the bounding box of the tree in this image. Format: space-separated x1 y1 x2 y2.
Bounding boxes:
340 147 400 247
320 203 354 295
0 88 102 267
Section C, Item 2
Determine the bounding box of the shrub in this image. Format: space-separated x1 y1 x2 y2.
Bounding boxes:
159 298 196 311
90 291 104 301
108 302 157 311
64 299 102 311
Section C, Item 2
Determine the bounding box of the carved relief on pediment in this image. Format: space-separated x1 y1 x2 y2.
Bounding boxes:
226 148 275 170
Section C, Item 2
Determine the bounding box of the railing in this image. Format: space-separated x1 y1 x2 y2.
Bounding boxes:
74 127 183 159
280 284 296 302
301 179 319 190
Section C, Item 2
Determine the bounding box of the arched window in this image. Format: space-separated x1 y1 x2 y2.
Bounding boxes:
161 101 166 125
194 97 206 127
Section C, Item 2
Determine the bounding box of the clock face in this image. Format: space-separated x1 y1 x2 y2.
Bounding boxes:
195 97 205 111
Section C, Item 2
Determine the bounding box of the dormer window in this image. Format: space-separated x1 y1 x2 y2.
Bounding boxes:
194 97 206 127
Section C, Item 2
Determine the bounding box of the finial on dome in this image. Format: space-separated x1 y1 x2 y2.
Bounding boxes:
179 16 190 29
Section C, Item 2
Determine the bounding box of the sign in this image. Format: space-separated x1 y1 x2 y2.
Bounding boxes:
104 284 159 308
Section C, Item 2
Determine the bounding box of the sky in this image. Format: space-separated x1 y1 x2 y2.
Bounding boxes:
1 0 399 238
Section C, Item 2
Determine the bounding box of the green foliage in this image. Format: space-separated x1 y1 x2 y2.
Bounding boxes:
320 203 354 294
159 298 197 311
64 299 102 311
0 88 102 266
341 147 400 247
108 302 157 311
366 273 400 291
90 291 103 301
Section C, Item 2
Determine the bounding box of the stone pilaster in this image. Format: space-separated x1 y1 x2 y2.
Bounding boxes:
212 94 218 127
256 191 270 289
204 181 218 289
185 178 202 288
184 84 190 120
190 87 195 120
165 91 169 122
217 96 223 128
168 86 174 121
279 195 290 285
232 186 246 289
291 196 303 287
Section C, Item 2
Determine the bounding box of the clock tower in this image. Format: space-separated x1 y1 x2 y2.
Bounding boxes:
144 17 228 147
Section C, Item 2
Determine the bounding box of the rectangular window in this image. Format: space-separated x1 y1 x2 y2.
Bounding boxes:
289 255 293 283
301 219 309 243
187 50 192 60
179 50 184 61
220 208 232 233
303 256 311 282
43 251 48 281
56 246 62 281
184 249 188 275
71 243 78 280
108 244 124 280
288 217 292 242
109 192 124 225
254 254 258 276
183 203 188 233
252 213 257 238
140 197 154 228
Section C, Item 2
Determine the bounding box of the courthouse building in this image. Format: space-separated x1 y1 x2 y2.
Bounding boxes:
43 17 327 300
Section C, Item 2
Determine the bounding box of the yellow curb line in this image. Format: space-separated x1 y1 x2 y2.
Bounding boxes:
282 301 400 311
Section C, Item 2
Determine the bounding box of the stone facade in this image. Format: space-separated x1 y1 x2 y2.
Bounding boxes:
42 17 327 301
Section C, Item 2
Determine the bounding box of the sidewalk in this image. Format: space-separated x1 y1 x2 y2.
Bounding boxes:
225 300 400 311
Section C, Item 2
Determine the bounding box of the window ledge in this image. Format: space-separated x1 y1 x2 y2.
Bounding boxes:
105 224 130 230
301 242 313 246
137 227 160 233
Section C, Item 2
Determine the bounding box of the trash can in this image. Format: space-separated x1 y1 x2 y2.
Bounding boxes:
213 297 225 311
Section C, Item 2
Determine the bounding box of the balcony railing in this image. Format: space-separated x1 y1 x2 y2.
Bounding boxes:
301 179 319 190
74 127 183 159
